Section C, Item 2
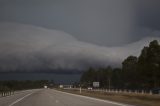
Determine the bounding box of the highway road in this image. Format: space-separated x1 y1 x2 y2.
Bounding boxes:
0 89 132 106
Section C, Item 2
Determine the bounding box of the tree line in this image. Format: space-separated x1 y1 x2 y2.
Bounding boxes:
0 80 49 92
80 40 160 90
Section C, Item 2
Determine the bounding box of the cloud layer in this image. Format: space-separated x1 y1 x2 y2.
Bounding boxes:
0 0 135 46
0 23 160 72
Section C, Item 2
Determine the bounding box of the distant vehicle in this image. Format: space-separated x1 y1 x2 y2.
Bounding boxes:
152 88 160 94
87 87 93 90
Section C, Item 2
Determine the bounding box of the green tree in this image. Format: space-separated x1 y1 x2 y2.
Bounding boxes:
80 67 96 87
138 40 160 88
80 40 160 89
122 56 139 89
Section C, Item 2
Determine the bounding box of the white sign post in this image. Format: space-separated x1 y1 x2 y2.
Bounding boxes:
80 87 82 93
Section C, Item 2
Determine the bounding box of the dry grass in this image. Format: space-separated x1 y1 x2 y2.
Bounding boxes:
56 88 160 106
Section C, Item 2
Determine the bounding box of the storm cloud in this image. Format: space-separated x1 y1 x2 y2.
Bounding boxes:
0 0 135 46
0 23 159 72
0 0 160 72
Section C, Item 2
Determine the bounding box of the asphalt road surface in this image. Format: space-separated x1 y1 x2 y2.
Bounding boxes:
0 89 132 106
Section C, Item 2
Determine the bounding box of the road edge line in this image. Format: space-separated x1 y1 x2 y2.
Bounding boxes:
53 89 134 106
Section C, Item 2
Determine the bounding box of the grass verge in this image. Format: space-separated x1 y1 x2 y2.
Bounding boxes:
56 88 160 106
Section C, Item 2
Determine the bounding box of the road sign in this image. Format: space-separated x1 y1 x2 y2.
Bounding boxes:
93 82 100 87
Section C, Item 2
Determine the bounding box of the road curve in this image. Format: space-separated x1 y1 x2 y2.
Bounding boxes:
0 89 132 106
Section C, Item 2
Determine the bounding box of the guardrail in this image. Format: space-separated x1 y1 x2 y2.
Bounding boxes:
0 91 14 97
63 88 154 95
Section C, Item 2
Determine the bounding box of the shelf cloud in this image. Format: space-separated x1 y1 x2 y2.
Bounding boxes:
0 23 159 72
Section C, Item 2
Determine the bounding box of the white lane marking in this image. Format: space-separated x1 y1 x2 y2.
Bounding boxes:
9 93 33 106
0 89 40 99
53 90 134 106
0 90 31 99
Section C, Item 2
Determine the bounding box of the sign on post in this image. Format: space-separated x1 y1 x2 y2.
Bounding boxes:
93 82 100 88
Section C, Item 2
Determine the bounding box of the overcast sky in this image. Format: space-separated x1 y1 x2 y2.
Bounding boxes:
0 0 160 72
0 0 160 46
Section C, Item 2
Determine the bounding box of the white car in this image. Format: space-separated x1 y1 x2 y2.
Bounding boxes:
87 87 93 90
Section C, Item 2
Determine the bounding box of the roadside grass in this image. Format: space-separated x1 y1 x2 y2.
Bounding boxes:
56 88 160 106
